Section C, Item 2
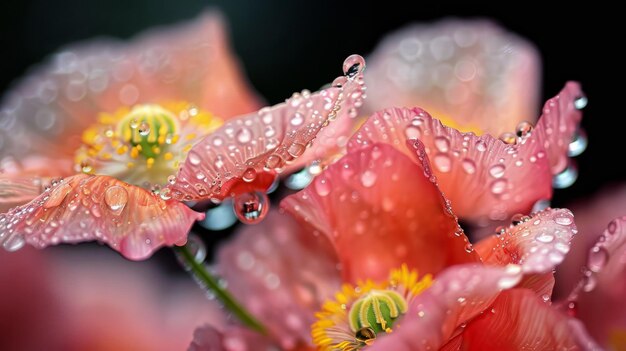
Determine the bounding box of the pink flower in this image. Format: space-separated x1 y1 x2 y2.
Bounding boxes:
0 247 225 351
189 79 592 349
362 20 584 230
0 13 366 260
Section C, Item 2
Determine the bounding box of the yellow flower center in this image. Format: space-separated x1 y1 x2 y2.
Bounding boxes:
312 265 432 351
75 102 222 190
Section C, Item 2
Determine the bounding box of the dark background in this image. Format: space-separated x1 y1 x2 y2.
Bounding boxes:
0 1 623 258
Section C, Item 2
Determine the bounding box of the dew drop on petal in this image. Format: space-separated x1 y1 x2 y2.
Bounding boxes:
138 122 151 136
475 140 487 152
242 168 257 183
433 154 451 173
490 179 507 195
343 54 366 78
288 143 306 158
499 132 517 144
489 164 505 178
574 96 588 110
461 158 476 174
553 162 578 189
104 185 128 213
588 246 609 273
188 151 202 166
314 176 331 197
2 234 25 251
568 129 588 157
233 191 269 224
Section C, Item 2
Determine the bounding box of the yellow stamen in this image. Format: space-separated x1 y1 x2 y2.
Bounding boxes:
312 264 432 351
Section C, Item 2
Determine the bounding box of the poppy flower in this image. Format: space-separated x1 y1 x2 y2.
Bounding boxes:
188 81 591 349
362 19 584 229
0 12 366 260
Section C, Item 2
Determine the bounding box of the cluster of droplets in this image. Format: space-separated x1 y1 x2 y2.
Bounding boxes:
166 55 367 224
563 216 625 317
491 208 576 274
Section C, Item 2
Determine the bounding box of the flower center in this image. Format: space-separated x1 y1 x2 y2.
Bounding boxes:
75 102 222 190
312 265 432 351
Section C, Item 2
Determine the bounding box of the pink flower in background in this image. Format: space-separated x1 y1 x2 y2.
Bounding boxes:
0 12 366 260
0 248 225 351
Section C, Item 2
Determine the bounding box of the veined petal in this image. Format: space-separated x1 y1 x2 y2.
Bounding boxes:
282 143 479 284
0 174 203 260
0 177 44 213
348 82 583 223
474 208 577 296
168 56 367 201
364 19 540 136
367 264 524 350
460 289 579 350
0 12 261 161
216 211 341 349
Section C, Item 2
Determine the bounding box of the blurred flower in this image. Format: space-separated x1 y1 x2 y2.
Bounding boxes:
0 247 225 351
0 13 366 260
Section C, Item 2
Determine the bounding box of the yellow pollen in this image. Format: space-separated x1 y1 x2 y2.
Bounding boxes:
75 102 222 187
312 264 432 351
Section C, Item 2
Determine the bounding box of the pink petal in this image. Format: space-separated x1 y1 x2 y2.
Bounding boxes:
364 19 540 136
0 174 203 260
0 12 261 161
474 208 577 296
282 143 479 284
348 82 583 223
216 211 341 349
0 156 75 211
566 216 626 348
460 289 579 350
168 55 367 202
367 264 524 350
189 325 277 351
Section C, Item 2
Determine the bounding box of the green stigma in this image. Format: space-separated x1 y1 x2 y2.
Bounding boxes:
348 289 408 335
117 104 179 158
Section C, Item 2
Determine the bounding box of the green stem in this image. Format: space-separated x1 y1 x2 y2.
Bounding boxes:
174 245 267 334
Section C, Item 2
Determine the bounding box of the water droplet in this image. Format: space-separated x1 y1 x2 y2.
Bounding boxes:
461 159 476 174
290 113 304 126
332 76 348 88
499 132 517 144
490 179 507 195
568 129 587 157
138 122 150 136
2 234 25 251
464 243 473 253
489 164 505 178
498 264 522 289
582 274 597 292
475 140 487 152
242 168 257 183
588 246 608 273
233 191 269 224
160 188 172 200
188 151 202 166
236 128 252 144
553 162 578 189
434 136 450 152
187 233 207 263
265 155 283 171
433 154 451 173
343 54 366 79
515 121 533 138
405 126 421 140
355 327 376 343
574 96 588 110
535 232 555 243
554 214 573 226
167 175 176 185
288 143 306 158
104 186 128 213
360 170 377 187
314 177 331 197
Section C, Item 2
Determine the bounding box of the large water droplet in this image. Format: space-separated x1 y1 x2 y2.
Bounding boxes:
588 246 608 273
568 129 587 157
489 164 505 178
535 232 555 243
490 179 507 195
242 168 257 183
554 214 573 226
236 128 252 144
434 136 450 152
138 122 151 136
574 96 588 110
290 113 304 126
553 162 578 189
104 186 128 213
2 234 25 251
475 140 487 152
499 132 517 144
233 191 269 224
515 121 533 138
461 158 476 174
288 143 306 158
188 151 202 166
343 54 366 79
314 176 331 197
